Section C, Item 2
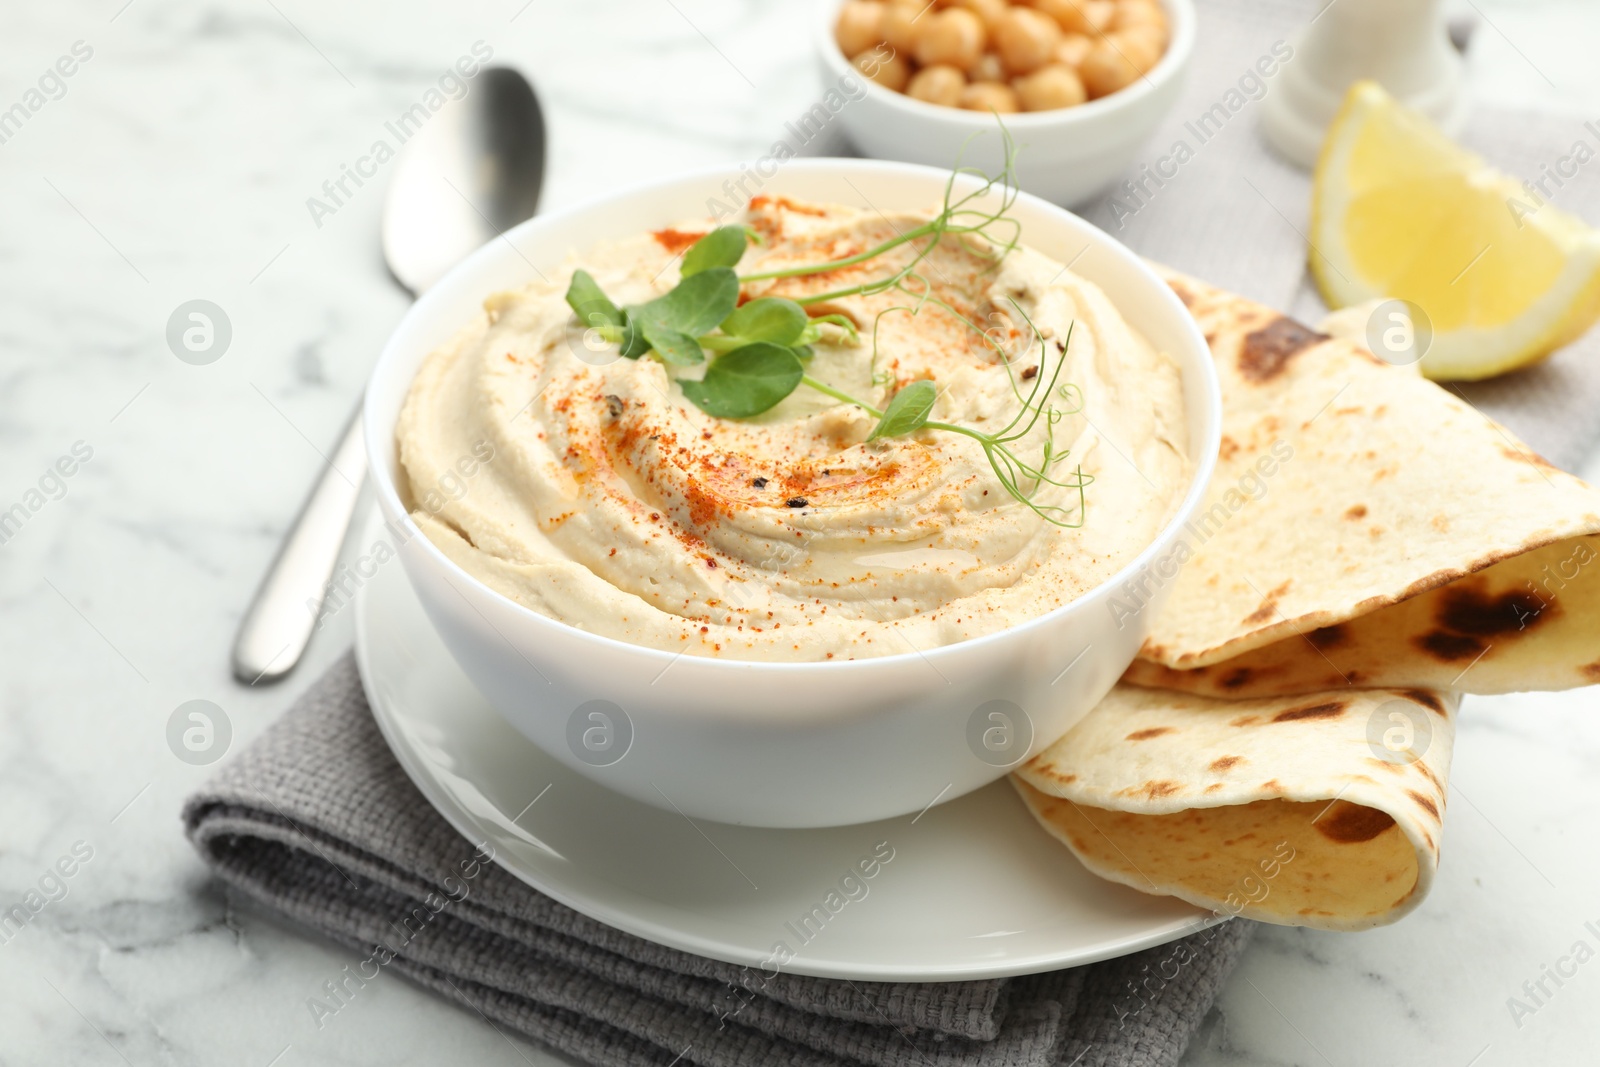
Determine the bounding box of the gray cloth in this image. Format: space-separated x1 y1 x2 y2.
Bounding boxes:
184 655 1255 1067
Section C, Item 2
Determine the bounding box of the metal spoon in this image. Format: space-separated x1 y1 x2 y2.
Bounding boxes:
232 67 546 685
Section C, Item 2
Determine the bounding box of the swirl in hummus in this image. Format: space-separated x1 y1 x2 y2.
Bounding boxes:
396 196 1189 661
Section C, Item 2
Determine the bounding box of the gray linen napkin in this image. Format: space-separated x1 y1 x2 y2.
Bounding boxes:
184 655 1255 1067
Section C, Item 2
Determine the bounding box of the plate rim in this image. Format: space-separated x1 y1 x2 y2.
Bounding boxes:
352 508 1225 981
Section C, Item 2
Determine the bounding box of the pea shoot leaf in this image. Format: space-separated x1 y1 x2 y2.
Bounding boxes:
680 226 749 277
616 313 650 359
639 324 705 366
565 269 623 328
868 380 937 441
721 297 808 346
678 343 804 418
629 267 740 341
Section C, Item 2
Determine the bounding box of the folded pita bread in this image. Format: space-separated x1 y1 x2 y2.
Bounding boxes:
1014 684 1456 930
1120 270 1600 698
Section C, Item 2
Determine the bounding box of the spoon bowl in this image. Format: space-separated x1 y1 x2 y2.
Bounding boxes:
383 68 548 295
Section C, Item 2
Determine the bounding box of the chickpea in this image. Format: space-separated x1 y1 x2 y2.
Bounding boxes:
906 63 968 106
1034 0 1087 33
1078 29 1159 96
854 48 911 91
1085 0 1116 32
881 1 924 54
1035 0 1112 34
1013 63 1087 110
993 7 1062 75
915 8 988 69
1078 41 1130 97
1113 26 1163 69
836 1 887 58
1111 0 1168 45
1055 33 1093 68
959 81 1021 113
968 51 1007 83
949 0 1009 31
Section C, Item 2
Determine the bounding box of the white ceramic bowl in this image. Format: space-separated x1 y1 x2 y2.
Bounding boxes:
815 0 1195 206
365 160 1219 828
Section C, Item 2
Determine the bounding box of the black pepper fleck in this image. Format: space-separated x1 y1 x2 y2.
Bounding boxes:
752 477 768 488
604 394 623 417
786 497 808 508
1021 366 1038 381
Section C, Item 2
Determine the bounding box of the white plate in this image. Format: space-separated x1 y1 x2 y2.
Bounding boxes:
354 511 1216 981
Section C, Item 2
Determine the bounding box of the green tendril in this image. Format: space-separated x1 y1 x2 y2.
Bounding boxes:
570 122 1092 528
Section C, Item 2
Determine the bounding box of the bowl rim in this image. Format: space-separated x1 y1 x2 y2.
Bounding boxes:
365 156 1222 675
814 0 1197 128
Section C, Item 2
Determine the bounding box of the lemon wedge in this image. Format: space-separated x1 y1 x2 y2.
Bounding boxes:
1311 80 1600 380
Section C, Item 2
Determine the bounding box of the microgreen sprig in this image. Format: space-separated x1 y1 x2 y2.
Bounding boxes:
560 131 1091 528
795 320 1091 529
736 159 1024 307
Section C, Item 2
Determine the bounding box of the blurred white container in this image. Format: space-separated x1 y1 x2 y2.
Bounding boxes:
1261 0 1466 167
814 0 1196 206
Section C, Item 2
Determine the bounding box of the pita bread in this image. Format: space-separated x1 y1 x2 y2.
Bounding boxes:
1119 270 1600 698
1013 684 1456 931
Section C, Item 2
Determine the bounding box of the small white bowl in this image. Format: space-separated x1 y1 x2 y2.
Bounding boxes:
815 0 1195 206
365 160 1219 828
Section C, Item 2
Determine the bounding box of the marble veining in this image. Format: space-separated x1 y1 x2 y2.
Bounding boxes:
1 1 1598 1064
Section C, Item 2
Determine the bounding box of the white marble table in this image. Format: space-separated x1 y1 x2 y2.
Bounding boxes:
2 1 1597 1064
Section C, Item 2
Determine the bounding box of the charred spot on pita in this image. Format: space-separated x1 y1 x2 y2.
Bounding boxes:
1499 445 1557 471
1407 790 1440 819
1416 631 1484 661
1307 624 1348 649
1272 700 1346 723
1238 316 1328 383
1125 727 1175 741
1399 689 1445 714
1411 760 1442 791
1314 801 1397 843
1437 584 1550 636
1242 600 1278 626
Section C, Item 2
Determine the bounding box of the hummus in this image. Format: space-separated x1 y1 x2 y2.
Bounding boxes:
396 196 1189 661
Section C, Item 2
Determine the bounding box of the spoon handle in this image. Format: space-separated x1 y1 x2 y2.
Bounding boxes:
231 404 367 684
